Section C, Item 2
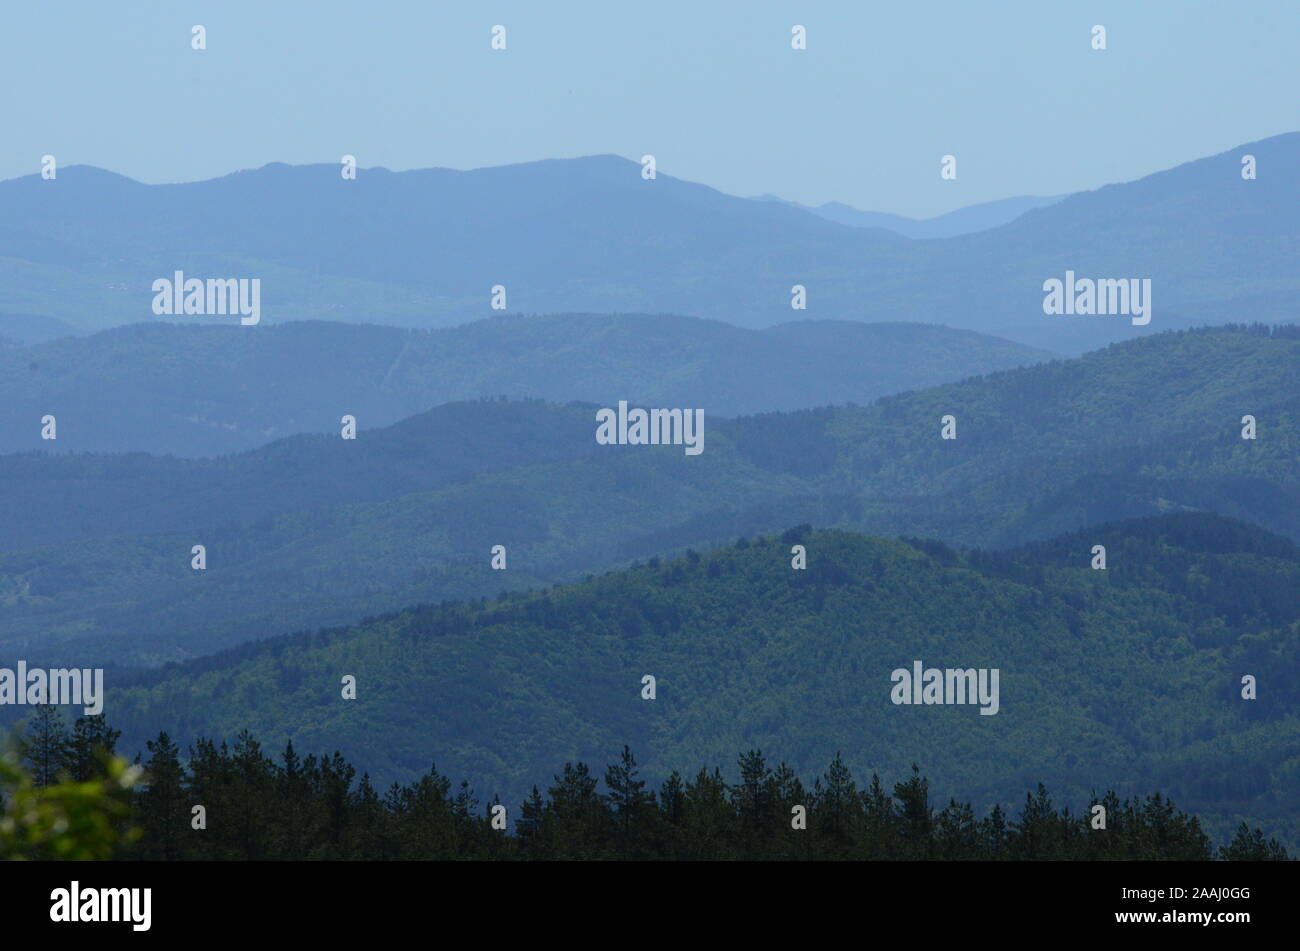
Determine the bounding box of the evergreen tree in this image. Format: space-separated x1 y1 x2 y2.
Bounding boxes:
390 763 457 859
813 752 858 855
1220 823 1290 860
656 770 687 858
67 715 122 783
604 745 653 859
936 799 980 860
518 785 547 857
318 750 356 855
19 723 1279 862
21 705 72 788
860 772 898 860
682 767 733 860
185 738 237 860
345 773 388 860
274 741 311 860
732 749 776 856
137 732 187 860
229 730 275 860
979 803 1009 860
546 762 607 859
893 763 935 860
770 761 809 860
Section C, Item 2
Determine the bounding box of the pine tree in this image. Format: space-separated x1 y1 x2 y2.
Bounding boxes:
229 730 275 860
771 761 809 860
67 715 122 782
138 732 187 860
682 767 734 860
391 763 457 859
318 750 356 855
813 752 858 856
186 737 236 860
275 740 310 860
21 705 72 788
1010 783 1075 860
546 762 608 859
344 773 387 860
733 749 774 848
893 763 934 860
604 745 653 858
518 785 547 857
1220 822 1290 860
980 803 1009 859
936 799 980 860
655 771 686 857
860 772 898 860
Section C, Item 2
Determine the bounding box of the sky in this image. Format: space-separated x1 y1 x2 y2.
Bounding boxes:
1 0 1296 217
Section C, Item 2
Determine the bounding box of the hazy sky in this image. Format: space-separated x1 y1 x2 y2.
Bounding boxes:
2 1 1296 217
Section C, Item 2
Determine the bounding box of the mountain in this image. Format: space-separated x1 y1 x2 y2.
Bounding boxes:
0 155 896 334
0 315 1056 457
98 512 1300 852
758 193 1067 238
1 134 1295 354
0 325 1294 668
0 312 77 346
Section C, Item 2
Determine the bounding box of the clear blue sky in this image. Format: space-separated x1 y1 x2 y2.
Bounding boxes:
2 0 1295 217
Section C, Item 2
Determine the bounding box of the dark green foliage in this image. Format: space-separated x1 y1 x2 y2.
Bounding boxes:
17 719 1255 861
136 732 185 860
67 714 121 782
19 705 72 788
1219 823 1290 861
86 511 1300 853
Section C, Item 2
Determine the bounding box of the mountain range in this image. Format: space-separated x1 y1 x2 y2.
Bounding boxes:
1 133 1295 354
2 131 1295 859
1 325 1294 670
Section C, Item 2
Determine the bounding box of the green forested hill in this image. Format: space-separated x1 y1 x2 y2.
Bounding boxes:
99 512 1300 852
0 325 1295 667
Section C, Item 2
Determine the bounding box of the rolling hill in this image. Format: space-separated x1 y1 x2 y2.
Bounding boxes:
0 325 1294 668
97 512 1300 852
0 315 1055 456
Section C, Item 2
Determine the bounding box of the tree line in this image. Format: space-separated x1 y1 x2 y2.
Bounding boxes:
4 707 1290 861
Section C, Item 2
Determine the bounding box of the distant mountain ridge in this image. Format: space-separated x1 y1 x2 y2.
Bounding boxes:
1 133 1295 354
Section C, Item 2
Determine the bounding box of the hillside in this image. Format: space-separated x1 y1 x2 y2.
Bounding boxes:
1 134 1296 353
0 315 1055 456
98 512 1300 852
0 326 1294 669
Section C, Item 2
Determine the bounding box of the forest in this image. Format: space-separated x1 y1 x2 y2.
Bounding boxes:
2 710 1289 861
2 324 1296 671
